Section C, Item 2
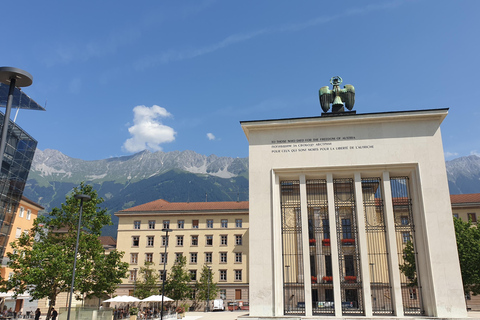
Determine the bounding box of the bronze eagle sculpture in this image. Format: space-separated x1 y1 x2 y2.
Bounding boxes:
319 76 355 113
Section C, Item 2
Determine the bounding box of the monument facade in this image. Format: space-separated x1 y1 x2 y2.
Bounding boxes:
240 78 467 319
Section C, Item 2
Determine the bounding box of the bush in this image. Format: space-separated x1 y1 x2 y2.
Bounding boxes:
129 307 138 316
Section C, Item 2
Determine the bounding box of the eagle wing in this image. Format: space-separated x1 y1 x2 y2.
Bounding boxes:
319 86 333 113
341 84 355 111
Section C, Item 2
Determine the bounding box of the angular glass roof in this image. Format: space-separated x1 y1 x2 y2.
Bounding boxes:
0 83 45 111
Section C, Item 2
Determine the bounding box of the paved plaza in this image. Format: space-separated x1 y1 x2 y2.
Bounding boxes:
182 310 247 320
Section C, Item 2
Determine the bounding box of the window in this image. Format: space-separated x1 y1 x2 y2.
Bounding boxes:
189 270 197 281
130 253 138 264
323 219 330 239
130 269 137 281
134 221 141 229
159 270 166 281
177 220 184 229
147 236 154 246
190 253 197 264
160 253 168 264
236 219 242 228
235 252 242 263
207 219 213 228
176 235 184 246
148 220 156 229
163 220 170 229
401 216 409 225
145 253 153 263
220 252 227 263
15 228 22 238
191 235 198 246
19 207 24 218
205 252 212 263
221 219 228 228
409 288 417 300
162 236 169 246
453 213 459 218
402 232 411 243
26 210 31 220
342 218 352 239
235 235 242 245
221 235 228 245
325 255 332 277
468 213 477 223
132 236 139 247
219 270 227 281
176 253 183 262
235 270 242 281
206 235 213 246
344 255 355 276
192 220 199 229
220 289 227 300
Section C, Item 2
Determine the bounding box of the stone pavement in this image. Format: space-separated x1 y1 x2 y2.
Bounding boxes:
179 311 480 319
182 310 247 320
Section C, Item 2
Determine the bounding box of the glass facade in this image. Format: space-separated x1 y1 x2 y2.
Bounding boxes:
0 112 37 261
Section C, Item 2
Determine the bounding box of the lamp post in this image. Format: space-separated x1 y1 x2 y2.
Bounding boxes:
0 67 33 169
206 266 211 312
66 194 91 320
161 228 172 320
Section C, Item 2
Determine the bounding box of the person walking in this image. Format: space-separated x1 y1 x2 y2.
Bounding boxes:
34 308 41 320
51 308 58 320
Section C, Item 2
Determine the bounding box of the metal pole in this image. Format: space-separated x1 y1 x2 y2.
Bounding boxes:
0 77 16 170
66 194 91 320
160 228 172 320
133 268 138 296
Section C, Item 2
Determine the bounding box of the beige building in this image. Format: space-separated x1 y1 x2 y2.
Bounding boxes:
241 108 466 319
451 193 480 224
0 196 43 315
115 199 249 306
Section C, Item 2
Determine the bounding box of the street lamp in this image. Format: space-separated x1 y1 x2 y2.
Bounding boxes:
66 194 91 320
161 228 172 320
206 266 211 312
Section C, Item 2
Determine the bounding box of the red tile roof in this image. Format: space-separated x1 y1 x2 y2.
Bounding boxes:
99 236 117 247
116 199 249 214
450 193 480 204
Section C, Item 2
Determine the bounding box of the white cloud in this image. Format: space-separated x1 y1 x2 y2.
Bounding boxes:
123 105 176 153
207 133 215 140
470 151 480 157
444 151 459 159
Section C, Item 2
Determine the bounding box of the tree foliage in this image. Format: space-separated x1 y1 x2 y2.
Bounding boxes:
195 265 218 302
399 240 417 286
134 262 160 299
0 183 128 319
454 217 480 295
164 256 191 306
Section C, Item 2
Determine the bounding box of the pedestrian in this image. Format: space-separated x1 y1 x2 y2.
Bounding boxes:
34 308 41 320
51 308 58 320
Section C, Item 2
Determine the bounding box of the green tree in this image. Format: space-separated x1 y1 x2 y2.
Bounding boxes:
195 265 218 305
134 262 160 299
0 183 129 319
454 217 480 296
164 256 191 307
399 240 417 286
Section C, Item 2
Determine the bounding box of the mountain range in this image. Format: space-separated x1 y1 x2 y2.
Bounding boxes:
23 149 480 237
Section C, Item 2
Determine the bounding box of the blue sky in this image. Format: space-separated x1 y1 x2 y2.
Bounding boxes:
1 0 478 161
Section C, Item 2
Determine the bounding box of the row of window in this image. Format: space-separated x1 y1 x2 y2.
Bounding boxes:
18 207 32 220
133 219 243 230
453 212 477 222
131 251 244 264
129 268 243 282
132 234 243 247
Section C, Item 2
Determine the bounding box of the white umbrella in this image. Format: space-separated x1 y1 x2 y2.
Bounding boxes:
103 295 141 303
142 295 173 302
